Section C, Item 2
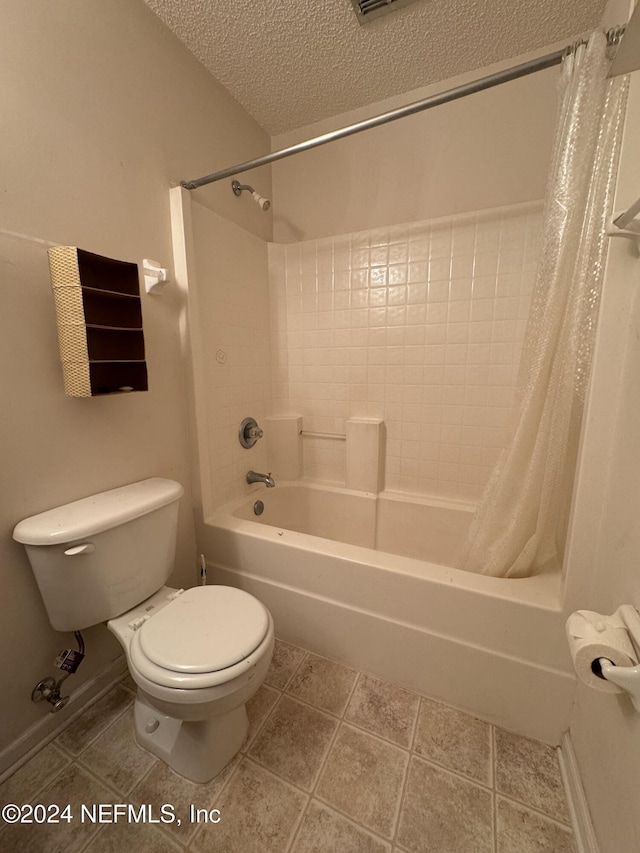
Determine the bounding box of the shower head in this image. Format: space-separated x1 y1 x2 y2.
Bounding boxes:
251 191 271 211
231 180 271 212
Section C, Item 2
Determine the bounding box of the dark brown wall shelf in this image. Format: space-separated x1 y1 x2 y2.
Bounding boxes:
48 247 148 397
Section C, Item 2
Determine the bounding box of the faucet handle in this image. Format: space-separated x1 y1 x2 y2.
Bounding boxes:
239 417 264 449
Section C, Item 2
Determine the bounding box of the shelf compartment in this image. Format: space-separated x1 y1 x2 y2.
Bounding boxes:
86 328 145 361
61 361 148 396
76 249 140 295
89 361 148 395
56 326 145 363
81 288 142 329
52 286 142 332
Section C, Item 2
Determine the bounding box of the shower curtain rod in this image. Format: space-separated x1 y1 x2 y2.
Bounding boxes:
181 28 626 191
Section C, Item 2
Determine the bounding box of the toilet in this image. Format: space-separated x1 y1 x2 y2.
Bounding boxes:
13 477 274 783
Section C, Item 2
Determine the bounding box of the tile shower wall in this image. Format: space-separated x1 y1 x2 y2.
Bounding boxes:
269 202 542 502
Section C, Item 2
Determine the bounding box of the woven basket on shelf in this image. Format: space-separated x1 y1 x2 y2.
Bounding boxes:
48 246 92 397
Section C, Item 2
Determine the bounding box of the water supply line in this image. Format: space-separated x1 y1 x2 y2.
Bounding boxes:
31 631 86 712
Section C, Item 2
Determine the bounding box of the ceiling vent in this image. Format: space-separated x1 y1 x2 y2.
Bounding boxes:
350 0 421 25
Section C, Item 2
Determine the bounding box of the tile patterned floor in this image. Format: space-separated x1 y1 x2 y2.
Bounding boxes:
0 640 576 852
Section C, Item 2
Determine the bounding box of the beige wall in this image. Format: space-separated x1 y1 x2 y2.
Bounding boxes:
0 0 270 759
562 73 640 851
271 54 559 242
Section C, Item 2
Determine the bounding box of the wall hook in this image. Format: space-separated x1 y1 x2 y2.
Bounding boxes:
142 259 169 294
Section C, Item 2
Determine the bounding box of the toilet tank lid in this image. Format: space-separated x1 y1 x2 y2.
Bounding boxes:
13 478 184 545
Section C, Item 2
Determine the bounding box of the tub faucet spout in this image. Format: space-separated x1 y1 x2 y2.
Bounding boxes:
246 470 276 488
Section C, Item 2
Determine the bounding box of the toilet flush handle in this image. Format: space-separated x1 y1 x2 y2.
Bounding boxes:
63 543 95 556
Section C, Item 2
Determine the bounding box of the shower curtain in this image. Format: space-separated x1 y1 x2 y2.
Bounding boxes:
460 32 627 579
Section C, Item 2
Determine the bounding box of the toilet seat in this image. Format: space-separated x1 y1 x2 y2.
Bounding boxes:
129 586 271 690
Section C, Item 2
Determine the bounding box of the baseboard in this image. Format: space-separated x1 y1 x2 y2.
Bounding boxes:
559 732 599 853
0 655 128 782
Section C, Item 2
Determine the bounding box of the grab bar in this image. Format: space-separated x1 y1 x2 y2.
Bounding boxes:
299 430 346 441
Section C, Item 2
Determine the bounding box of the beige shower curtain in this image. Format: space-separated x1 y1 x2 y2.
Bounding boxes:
460 32 627 578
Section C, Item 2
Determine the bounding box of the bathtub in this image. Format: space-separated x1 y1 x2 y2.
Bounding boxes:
199 482 576 744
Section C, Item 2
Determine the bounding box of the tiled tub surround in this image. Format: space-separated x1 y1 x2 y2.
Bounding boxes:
0 640 576 853
268 201 542 501
202 488 573 745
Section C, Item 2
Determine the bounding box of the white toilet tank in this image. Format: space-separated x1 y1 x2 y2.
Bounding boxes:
13 478 184 632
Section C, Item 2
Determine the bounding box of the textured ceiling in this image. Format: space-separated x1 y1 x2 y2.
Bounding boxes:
144 0 608 134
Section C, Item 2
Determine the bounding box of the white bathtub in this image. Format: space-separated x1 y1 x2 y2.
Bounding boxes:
199 482 575 744
231 483 473 566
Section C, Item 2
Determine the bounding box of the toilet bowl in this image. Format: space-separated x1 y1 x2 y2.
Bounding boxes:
108 584 275 782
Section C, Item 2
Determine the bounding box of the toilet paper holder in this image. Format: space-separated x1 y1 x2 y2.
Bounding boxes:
597 605 640 710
